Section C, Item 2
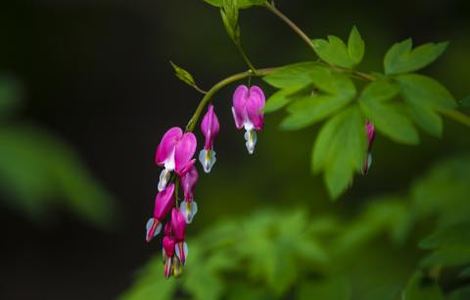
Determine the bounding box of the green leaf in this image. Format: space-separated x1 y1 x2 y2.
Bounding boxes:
359 81 419 144
183 246 231 300
402 271 444 300
169 61 198 89
203 0 266 9
396 74 456 136
384 39 448 75
396 74 456 110
264 85 306 113
359 79 400 103
313 35 356 68
348 26 365 65
280 68 356 130
312 106 366 199
220 0 240 44
281 95 352 130
263 61 318 88
298 277 351 300
407 105 443 137
419 222 470 268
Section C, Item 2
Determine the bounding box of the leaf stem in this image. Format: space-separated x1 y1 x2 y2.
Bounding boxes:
264 2 376 82
264 2 315 52
441 109 470 127
185 67 277 132
235 42 257 74
193 85 208 95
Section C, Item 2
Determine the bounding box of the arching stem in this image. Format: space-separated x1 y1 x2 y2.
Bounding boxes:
185 67 277 132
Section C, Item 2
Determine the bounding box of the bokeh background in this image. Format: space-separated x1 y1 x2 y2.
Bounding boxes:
1 0 469 299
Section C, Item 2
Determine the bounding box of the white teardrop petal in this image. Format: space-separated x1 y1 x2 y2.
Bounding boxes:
244 129 257 155
157 168 171 191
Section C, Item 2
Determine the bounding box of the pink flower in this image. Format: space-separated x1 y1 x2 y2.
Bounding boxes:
162 236 176 278
155 127 197 191
180 164 199 224
362 121 376 175
199 105 220 173
171 208 188 265
145 184 175 243
232 85 265 154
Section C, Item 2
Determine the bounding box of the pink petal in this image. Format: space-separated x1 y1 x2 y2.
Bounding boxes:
155 127 183 166
163 236 176 257
176 158 196 177
171 208 186 242
246 86 265 130
365 121 376 149
201 105 220 149
232 85 249 129
174 132 197 174
181 163 198 201
153 184 175 220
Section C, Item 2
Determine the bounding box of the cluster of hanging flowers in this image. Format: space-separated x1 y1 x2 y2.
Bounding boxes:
146 84 266 278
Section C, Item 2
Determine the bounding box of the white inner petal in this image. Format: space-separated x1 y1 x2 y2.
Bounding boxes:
163 149 176 171
244 129 257 155
157 168 172 191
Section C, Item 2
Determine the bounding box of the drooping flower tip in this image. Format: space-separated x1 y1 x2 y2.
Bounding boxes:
362 121 376 175
365 121 375 148
162 236 175 278
181 164 198 201
201 104 220 150
232 85 265 154
180 200 198 224
146 184 175 243
145 217 162 243
199 105 220 173
171 208 188 264
175 241 189 265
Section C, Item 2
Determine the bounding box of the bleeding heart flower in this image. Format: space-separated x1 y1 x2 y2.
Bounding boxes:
155 127 197 191
145 184 175 243
180 164 199 224
162 236 176 278
231 85 265 154
171 208 188 265
199 104 220 173
362 121 376 175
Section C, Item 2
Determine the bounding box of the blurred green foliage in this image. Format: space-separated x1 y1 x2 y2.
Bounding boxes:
123 155 470 299
0 76 115 227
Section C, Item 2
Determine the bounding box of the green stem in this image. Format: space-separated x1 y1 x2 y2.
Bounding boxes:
193 85 208 95
441 109 470 127
323 63 377 81
185 67 277 132
236 42 257 74
264 2 376 82
264 2 315 52
175 178 180 206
